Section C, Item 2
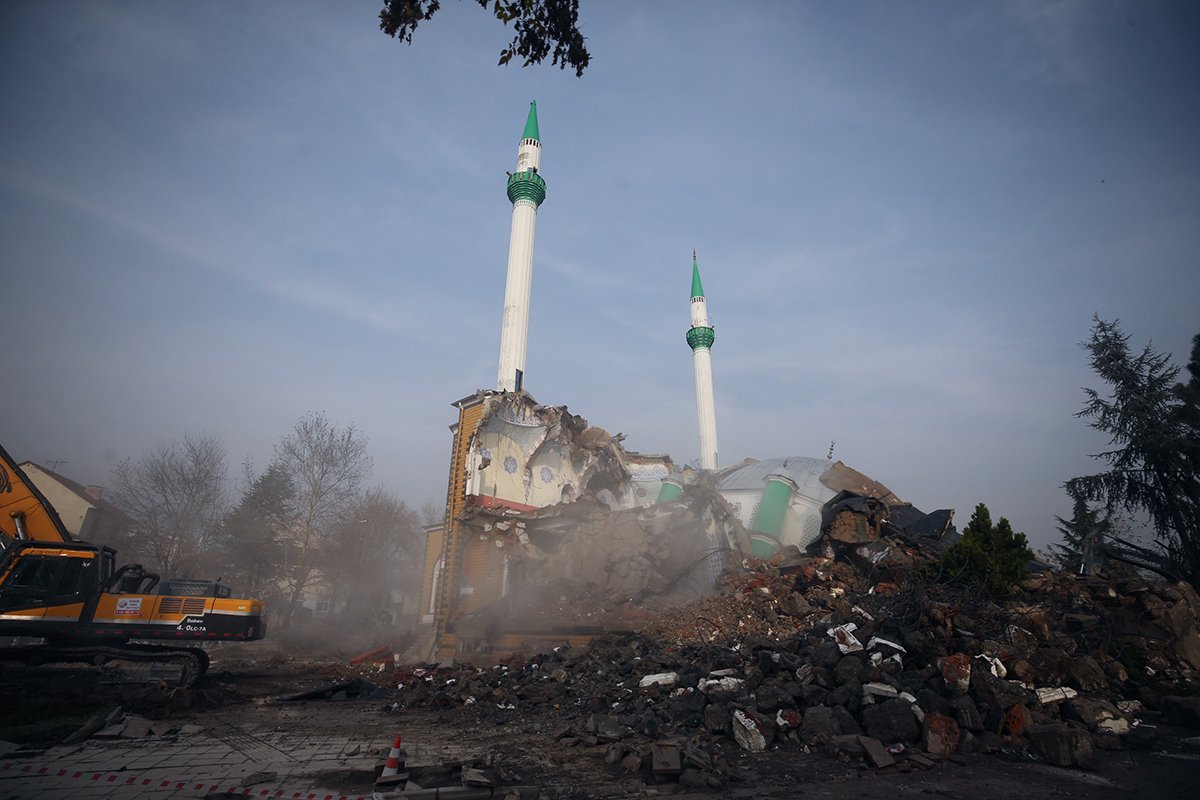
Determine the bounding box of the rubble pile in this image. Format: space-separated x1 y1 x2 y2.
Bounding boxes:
379 528 1200 786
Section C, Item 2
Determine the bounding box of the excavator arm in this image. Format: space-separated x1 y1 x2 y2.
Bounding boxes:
0 443 72 545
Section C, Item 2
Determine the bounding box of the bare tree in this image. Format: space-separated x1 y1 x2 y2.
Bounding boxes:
324 488 423 628
419 499 444 528
274 411 372 627
108 434 228 577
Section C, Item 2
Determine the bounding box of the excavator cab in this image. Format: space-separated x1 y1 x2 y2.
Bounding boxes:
0 540 114 628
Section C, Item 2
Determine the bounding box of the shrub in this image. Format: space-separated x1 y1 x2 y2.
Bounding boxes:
939 503 1033 599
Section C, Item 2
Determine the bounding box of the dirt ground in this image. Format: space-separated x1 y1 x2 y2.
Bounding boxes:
2 643 1200 799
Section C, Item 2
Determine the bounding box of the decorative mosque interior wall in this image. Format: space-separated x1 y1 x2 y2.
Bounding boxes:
463 392 660 512
625 456 673 508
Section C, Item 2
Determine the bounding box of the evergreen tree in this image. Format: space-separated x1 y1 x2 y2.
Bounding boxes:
213 463 295 600
939 503 1033 599
1066 317 1200 586
1052 490 1111 573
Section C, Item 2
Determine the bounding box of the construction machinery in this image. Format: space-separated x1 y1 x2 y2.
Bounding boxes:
0 443 266 685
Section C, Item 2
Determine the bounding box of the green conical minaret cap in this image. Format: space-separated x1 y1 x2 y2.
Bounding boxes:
690 251 705 298
522 100 540 141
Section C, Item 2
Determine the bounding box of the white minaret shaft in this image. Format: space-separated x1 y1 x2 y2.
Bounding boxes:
497 102 545 392
686 252 719 470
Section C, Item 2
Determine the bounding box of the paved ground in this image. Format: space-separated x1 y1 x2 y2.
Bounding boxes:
1 715 397 799
3 654 1200 800
5 707 1200 800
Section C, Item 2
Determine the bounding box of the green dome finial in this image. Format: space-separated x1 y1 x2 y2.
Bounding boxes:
690 250 705 299
522 100 540 142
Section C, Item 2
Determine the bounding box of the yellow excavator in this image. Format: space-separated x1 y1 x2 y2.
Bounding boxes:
0 443 266 685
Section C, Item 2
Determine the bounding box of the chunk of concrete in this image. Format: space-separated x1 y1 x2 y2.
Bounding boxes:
732 709 768 753
859 735 896 768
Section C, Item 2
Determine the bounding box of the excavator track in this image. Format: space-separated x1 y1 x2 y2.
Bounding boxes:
0 643 209 687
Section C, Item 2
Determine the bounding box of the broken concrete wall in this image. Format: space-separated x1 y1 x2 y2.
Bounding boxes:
625 454 674 508
444 483 752 643
464 393 653 511
707 458 900 555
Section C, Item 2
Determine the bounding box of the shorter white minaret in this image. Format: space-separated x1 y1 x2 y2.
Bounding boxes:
496 101 545 392
686 252 719 470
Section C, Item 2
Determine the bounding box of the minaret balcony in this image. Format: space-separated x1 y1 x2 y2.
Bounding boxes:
506 171 547 206
687 326 715 350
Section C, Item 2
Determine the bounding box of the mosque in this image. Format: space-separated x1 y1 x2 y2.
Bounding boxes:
414 103 949 661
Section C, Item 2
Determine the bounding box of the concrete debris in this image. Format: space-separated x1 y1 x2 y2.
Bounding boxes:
698 677 745 694
975 654 1007 678
859 735 895 768
62 706 122 746
1036 686 1079 705
731 709 769 752
639 672 678 688
381 514 1200 788
827 623 864 654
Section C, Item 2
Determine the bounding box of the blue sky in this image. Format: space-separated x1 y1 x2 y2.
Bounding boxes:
2 1 1197 548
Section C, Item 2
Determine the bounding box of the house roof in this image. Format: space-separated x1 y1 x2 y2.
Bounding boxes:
19 461 128 518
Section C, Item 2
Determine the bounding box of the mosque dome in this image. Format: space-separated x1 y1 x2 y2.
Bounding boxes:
715 456 896 552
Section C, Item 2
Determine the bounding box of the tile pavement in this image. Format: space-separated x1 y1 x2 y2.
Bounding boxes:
0 723 396 800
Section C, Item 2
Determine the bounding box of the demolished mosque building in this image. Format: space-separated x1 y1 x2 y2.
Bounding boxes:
416 390 955 661
413 102 955 662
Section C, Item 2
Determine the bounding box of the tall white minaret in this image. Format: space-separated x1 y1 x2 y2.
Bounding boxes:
496 101 546 392
687 251 719 470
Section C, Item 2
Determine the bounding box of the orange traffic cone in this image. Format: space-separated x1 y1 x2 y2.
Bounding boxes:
380 734 405 777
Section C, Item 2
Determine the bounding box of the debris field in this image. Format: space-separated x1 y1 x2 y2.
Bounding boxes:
335 531 1200 794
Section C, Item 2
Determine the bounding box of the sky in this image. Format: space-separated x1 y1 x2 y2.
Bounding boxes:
2 1 1198 549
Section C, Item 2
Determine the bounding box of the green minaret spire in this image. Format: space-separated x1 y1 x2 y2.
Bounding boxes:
507 100 546 206
522 100 540 142
686 251 715 351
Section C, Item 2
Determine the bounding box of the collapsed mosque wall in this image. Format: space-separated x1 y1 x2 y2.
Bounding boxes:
450 483 752 649
463 392 668 511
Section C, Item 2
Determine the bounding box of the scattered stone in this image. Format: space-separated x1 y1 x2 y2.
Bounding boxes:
859 735 895 768
732 709 768 753
922 712 960 756
950 695 983 732
462 767 495 787
828 624 864 654
1035 686 1079 705
862 682 899 700
1027 723 1097 770
651 744 682 776
799 706 838 744
862 698 920 744
940 654 970 694
1001 704 1031 737
1068 656 1107 693
63 706 122 746
640 672 678 688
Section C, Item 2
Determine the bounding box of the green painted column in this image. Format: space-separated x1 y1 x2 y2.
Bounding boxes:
749 474 797 557
656 477 684 503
